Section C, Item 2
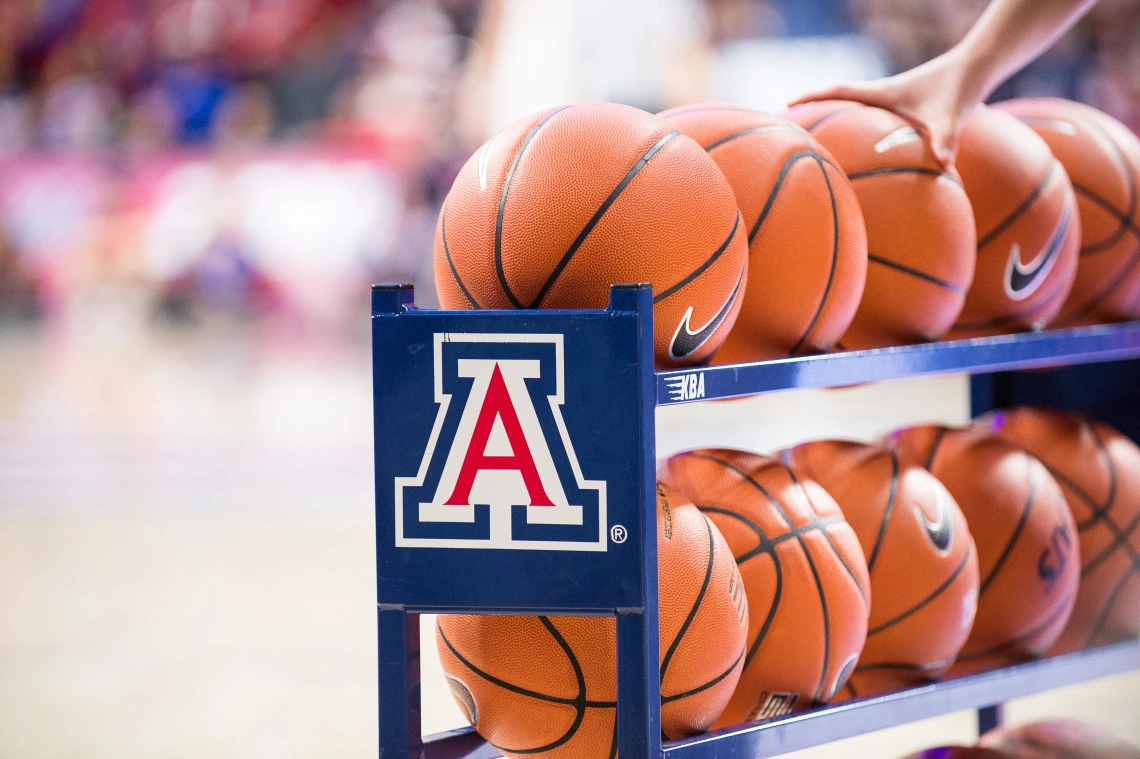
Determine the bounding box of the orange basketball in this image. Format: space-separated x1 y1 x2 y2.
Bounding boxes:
887 425 1079 674
900 749 1019 759
784 101 976 349
659 448 869 726
786 440 979 696
436 483 747 755
434 103 749 368
950 106 1081 337
996 98 1140 326
978 407 1140 652
659 104 867 361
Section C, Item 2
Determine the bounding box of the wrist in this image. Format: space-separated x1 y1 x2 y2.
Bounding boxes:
940 43 991 111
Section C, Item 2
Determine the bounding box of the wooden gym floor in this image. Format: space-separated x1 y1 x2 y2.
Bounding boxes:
0 331 1135 759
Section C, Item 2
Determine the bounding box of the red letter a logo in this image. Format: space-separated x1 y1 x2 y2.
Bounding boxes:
445 363 554 507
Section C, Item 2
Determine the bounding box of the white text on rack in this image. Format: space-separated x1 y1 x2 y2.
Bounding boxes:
666 372 705 401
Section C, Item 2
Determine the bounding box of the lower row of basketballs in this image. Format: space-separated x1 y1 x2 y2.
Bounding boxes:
434 407 1140 757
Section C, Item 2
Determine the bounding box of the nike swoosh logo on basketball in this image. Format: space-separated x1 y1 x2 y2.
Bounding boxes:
668 268 744 360
917 488 953 553
1004 191 1073 301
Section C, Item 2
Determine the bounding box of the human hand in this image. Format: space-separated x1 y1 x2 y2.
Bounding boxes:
978 719 1140 759
789 49 982 168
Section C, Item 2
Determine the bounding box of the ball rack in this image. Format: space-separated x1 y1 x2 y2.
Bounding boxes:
372 282 1140 759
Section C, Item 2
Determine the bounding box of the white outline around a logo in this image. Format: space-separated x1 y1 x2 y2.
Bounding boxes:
394 333 607 551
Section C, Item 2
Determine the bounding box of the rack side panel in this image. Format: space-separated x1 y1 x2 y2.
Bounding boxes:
372 284 661 758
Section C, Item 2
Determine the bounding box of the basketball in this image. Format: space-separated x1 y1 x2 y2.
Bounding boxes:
659 448 870 726
433 102 749 368
887 425 1079 674
659 104 867 361
784 100 976 349
995 98 1140 326
979 407 1140 653
786 440 979 696
436 482 747 754
950 105 1081 337
899 749 1018 759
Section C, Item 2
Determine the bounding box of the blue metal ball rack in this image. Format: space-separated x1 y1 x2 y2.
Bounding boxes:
372 282 1140 759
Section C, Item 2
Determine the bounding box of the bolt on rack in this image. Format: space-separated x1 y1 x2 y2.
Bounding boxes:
372 282 1140 759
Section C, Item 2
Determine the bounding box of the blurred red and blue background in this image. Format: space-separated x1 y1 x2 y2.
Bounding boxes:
0 0 1137 338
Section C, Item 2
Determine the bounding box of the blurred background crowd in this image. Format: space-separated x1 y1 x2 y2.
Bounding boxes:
0 0 1137 340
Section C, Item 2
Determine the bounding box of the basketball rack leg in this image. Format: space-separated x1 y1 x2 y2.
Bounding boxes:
616 609 662 758
378 607 422 759
977 704 1004 736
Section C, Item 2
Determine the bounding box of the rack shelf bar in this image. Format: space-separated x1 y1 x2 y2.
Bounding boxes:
657 322 1140 404
419 641 1140 759
663 641 1140 759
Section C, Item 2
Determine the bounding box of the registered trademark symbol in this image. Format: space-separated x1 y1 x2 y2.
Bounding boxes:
610 525 628 544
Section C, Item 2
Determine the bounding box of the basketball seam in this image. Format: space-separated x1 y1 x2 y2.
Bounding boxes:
496 106 574 309
847 166 962 187
660 515 716 682
1052 238 1140 326
867 254 969 296
786 466 870 608
1083 564 1138 647
654 213 741 304
697 506 772 545
789 156 842 355
661 647 745 704
956 585 1076 661
976 160 1059 250
435 622 617 708
866 543 974 636
703 125 804 152
698 503 787 672
678 453 811 671
1036 423 1132 577
530 130 682 309
865 452 900 572
747 150 818 245
440 202 481 308
1084 507 1140 577
699 505 844 564
1076 111 1138 254
923 427 949 472
978 460 1038 596
799 532 833 702
1072 183 1140 253
744 541 783 670
802 103 863 132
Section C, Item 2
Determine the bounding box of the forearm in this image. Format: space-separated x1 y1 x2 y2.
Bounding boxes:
951 0 1098 102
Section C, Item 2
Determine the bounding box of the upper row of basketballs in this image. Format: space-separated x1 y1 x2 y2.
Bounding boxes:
432 98 1140 367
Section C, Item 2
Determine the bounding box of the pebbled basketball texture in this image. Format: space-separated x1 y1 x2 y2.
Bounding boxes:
979 407 1140 653
659 448 869 727
951 106 1081 337
784 100 976 349
436 483 748 756
786 440 979 697
887 425 1079 674
434 102 749 368
996 98 1140 326
659 103 867 361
